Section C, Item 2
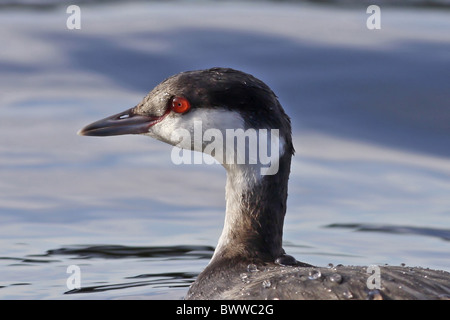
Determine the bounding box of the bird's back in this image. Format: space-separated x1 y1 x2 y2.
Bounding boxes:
186 262 450 300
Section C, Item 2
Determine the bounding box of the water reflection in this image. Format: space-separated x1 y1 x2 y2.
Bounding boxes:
47 244 214 260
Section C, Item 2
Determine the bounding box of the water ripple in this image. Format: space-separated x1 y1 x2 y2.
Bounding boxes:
46 244 215 260
326 223 450 241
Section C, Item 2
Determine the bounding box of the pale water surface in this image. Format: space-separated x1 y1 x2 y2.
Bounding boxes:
0 1 449 299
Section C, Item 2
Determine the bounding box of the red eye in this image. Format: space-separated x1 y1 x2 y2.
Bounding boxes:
171 96 191 114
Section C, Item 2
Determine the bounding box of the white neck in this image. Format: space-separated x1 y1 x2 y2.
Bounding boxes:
211 142 290 264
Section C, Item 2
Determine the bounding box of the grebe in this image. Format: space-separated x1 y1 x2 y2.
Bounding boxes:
79 68 450 300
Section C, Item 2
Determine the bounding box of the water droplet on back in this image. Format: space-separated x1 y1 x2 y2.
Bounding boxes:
329 273 343 284
342 290 353 299
308 269 322 280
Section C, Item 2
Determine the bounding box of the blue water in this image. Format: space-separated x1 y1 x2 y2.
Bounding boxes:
0 1 449 299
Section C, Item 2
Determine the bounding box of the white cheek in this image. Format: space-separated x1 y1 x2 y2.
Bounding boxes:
188 109 245 135
146 109 285 177
145 114 186 145
146 109 245 152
